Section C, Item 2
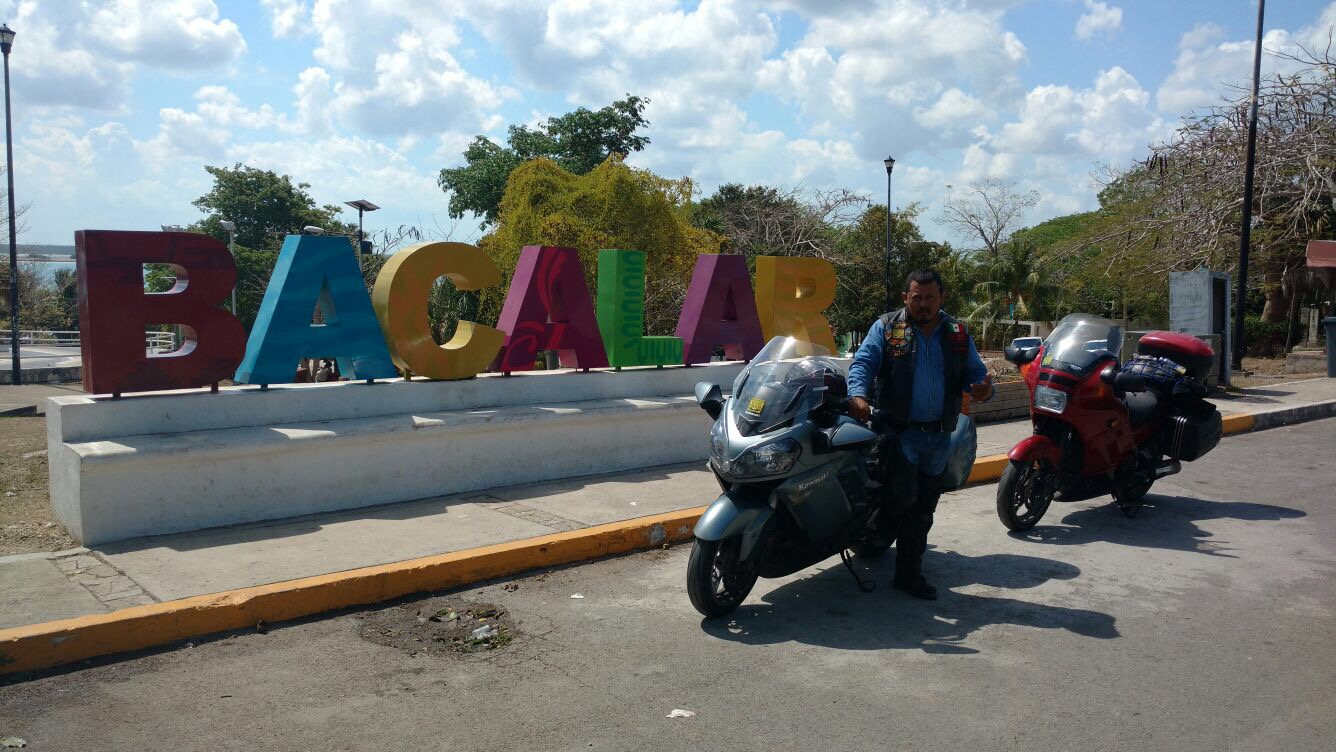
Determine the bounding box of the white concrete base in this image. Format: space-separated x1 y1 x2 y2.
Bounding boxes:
46 363 750 545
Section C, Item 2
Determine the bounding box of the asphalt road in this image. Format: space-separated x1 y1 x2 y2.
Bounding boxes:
3 419 1334 751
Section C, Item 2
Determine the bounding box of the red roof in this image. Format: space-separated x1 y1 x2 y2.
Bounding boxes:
1307 240 1336 268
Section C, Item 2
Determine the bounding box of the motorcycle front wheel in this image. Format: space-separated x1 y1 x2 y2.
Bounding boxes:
997 459 1057 531
686 536 759 618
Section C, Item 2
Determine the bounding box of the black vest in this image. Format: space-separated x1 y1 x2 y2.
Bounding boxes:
874 308 970 426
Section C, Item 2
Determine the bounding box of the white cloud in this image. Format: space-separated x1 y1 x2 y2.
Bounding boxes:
294 67 335 137
950 66 1169 229
914 89 992 135
88 0 246 70
1075 1 1123 41
458 0 776 103
331 30 511 136
1156 3 1336 115
758 0 1027 157
136 86 287 165
2 0 245 113
261 0 310 38
295 1 510 136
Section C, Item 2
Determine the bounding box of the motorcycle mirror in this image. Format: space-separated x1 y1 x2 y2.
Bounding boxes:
1006 346 1041 365
694 382 725 420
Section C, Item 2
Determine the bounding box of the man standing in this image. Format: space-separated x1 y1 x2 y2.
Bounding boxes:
847 269 993 600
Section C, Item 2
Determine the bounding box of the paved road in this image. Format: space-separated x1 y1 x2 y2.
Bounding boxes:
0 345 82 371
3 419 1334 751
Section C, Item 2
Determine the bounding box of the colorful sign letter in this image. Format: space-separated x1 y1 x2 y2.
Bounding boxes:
674 255 765 364
595 249 683 367
371 242 505 380
755 256 838 354
494 246 610 371
75 230 245 395
235 234 397 384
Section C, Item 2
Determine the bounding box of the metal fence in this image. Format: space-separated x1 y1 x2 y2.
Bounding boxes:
1 329 176 353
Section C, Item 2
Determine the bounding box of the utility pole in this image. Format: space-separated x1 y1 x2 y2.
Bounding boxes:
1232 0 1265 372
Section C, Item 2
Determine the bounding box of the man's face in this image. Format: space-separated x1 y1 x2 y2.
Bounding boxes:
902 280 944 325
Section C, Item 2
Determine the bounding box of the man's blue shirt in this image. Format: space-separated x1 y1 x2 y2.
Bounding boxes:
846 312 990 422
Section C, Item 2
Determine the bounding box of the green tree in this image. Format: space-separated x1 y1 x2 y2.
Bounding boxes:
190 164 354 250
439 95 651 227
828 203 960 340
477 156 722 335
969 238 1067 325
0 262 78 333
163 164 361 331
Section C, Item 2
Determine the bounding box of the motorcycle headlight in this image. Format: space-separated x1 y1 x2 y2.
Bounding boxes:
733 438 801 478
1033 384 1069 414
709 417 728 472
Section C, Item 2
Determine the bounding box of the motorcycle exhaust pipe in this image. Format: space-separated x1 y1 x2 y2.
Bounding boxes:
1153 459 1182 479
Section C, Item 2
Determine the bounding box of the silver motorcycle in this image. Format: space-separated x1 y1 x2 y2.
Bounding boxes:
687 336 892 617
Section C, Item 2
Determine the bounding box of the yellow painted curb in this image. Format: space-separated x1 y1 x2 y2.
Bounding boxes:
966 454 1010 484
0 507 705 677
0 407 1273 678
1221 413 1255 435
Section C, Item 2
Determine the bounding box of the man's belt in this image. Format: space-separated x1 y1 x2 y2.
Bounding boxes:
892 419 947 432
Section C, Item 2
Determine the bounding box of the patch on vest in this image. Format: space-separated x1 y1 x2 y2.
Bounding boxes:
948 322 968 353
886 321 911 357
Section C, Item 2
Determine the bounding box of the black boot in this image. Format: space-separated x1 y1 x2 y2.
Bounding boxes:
891 471 944 600
891 566 937 600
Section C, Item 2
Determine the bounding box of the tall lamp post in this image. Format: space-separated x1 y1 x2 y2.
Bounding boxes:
219 219 237 314
344 199 379 268
884 156 895 314
1232 0 1265 373
2 24 18 380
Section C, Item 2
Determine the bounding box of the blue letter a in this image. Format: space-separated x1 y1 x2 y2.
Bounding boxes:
235 234 396 384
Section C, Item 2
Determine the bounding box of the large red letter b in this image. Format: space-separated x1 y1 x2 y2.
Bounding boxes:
76 230 245 395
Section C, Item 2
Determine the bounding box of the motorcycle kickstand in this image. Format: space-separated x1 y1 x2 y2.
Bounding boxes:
1112 487 1142 519
839 549 877 592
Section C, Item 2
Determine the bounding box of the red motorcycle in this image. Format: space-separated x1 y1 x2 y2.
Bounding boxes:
997 314 1223 529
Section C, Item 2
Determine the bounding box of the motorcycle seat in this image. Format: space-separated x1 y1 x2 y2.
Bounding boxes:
1124 391 1162 428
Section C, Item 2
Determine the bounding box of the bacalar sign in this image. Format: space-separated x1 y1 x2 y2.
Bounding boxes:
75 230 841 395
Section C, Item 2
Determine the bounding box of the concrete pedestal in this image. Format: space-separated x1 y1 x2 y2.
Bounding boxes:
46 363 759 545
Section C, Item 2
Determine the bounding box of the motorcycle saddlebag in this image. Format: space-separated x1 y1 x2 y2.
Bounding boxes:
1166 406 1222 461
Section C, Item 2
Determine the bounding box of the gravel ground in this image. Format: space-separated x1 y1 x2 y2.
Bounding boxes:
0 417 76 556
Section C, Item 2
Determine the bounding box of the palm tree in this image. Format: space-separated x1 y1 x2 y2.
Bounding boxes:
969 239 1066 340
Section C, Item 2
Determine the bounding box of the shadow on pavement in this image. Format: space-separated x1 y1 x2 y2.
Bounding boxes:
1011 495 1306 558
702 549 1117 654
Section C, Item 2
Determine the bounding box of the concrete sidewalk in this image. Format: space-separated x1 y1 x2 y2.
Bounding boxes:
0 383 85 416
3 377 1333 634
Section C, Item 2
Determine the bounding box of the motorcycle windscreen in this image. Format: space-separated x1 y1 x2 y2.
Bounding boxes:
731 336 835 437
1042 314 1123 375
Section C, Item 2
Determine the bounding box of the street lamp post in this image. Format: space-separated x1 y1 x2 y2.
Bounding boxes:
2 24 18 380
884 156 895 314
344 199 379 268
220 219 237 314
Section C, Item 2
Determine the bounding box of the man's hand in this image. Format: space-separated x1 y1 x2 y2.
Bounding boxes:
848 396 872 423
968 376 994 402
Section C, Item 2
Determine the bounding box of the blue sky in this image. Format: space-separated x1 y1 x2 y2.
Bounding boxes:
5 0 1334 249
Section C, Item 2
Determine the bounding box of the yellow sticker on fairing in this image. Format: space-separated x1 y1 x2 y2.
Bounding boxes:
747 397 766 414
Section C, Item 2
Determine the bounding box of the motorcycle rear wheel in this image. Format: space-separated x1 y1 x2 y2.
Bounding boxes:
687 536 759 618
997 459 1057 531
